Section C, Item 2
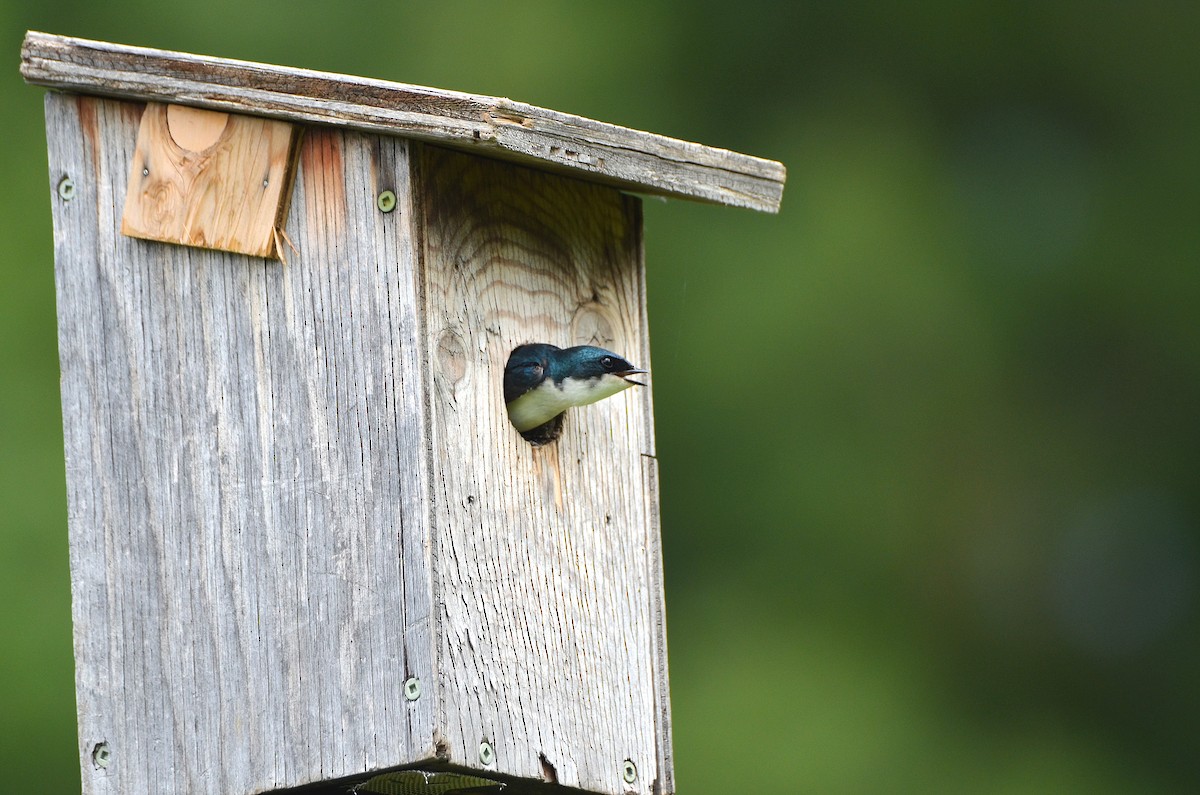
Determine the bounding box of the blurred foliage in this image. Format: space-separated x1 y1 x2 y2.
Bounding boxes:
2 3 1198 793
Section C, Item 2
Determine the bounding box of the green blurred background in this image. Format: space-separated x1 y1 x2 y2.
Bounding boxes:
4 3 1199 792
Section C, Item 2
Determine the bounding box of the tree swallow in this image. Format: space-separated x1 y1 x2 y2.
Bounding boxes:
504 343 647 444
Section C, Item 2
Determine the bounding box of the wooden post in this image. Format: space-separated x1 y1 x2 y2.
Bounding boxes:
24 32 785 795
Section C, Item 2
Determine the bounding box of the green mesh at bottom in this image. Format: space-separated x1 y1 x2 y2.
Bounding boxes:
355 770 506 795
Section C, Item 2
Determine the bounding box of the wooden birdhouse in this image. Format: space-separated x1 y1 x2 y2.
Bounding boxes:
22 32 785 795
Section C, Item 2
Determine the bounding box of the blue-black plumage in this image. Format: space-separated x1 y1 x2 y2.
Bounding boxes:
504 343 647 444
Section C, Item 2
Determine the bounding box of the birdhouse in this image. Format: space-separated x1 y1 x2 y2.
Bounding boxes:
22 32 785 795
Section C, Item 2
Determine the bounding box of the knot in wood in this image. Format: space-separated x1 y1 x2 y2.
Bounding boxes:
436 328 468 386
570 299 618 349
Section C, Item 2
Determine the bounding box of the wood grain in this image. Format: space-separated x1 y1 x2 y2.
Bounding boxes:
120 102 297 258
23 30 785 213
416 144 672 795
48 92 433 794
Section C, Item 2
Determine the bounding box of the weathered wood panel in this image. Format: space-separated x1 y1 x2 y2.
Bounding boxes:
416 145 673 795
48 92 434 794
23 31 785 214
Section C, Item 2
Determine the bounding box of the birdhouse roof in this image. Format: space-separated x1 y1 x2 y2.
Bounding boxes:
22 31 785 213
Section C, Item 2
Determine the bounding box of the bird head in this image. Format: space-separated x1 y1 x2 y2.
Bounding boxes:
504 343 648 442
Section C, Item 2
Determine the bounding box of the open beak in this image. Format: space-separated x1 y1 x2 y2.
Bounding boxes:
616 368 648 387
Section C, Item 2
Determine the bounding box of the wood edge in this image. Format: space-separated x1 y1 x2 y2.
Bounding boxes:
628 195 676 795
407 141 446 744
21 31 786 213
272 125 306 260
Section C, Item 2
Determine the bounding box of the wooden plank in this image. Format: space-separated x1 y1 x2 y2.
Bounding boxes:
47 92 434 794
121 103 297 258
416 144 672 795
22 31 786 213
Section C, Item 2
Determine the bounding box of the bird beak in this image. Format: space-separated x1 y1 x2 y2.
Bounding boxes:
616 368 648 387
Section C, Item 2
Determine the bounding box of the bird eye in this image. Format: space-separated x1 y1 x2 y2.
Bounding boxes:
601 356 614 369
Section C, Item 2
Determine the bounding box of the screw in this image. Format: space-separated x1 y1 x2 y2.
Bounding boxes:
377 189 397 213
57 176 76 202
142 167 149 177
403 677 421 701
92 742 111 769
622 759 637 784
479 740 495 766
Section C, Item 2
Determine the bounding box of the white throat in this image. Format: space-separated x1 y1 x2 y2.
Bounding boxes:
507 374 635 432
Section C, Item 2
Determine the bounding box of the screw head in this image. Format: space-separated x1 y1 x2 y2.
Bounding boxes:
377 189 397 213
622 759 637 784
479 740 495 766
92 742 111 769
403 677 421 701
57 176 76 202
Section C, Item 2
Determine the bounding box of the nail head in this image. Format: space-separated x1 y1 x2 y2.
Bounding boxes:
479 740 495 766
403 677 421 701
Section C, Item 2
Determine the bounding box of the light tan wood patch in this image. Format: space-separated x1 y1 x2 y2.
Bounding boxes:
120 102 297 258
165 104 228 152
